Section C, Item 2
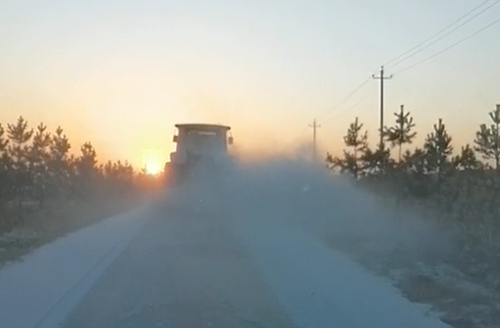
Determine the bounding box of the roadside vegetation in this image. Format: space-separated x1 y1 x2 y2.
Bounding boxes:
0 116 162 267
327 104 500 328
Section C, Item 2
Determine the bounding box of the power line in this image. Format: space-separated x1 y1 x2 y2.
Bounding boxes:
293 94 368 146
395 16 500 74
384 0 494 67
324 95 368 124
290 75 372 142
293 125 310 142
291 2 499 146
291 2 499 153
318 76 372 121
388 0 500 68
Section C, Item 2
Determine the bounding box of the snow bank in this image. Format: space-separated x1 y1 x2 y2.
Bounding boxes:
0 204 150 328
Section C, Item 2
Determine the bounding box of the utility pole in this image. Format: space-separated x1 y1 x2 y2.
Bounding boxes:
372 66 393 150
309 119 321 161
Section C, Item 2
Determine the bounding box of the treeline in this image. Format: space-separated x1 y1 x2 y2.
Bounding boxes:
0 116 160 230
327 103 500 284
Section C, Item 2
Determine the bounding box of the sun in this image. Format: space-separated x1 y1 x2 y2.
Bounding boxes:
142 150 163 175
145 159 161 175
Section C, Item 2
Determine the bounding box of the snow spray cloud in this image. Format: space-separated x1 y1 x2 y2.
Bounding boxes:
167 148 454 267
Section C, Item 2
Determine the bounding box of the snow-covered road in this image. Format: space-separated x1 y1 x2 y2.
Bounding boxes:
0 190 452 328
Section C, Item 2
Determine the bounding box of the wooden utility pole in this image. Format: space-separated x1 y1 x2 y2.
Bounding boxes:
309 119 321 161
372 66 393 149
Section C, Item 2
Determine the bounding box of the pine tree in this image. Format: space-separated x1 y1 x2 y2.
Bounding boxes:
78 142 97 173
7 116 34 216
326 152 358 176
0 124 8 157
398 148 431 198
453 144 481 171
49 126 71 198
384 104 417 162
30 123 51 207
424 118 453 184
360 144 393 177
327 117 368 179
76 142 98 198
401 148 426 176
474 104 500 169
0 124 10 209
7 116 33 168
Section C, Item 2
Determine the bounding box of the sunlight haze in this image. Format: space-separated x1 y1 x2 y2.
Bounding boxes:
1 0 499 167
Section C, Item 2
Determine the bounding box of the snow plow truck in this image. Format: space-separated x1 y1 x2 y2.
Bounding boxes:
163 123 234 186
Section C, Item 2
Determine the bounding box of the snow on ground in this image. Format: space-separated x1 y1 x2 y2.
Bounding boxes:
168 158 455 327
202 163 451 328
0 155 464 328
59 198 296 328
0 203 151 328
230 213 451 328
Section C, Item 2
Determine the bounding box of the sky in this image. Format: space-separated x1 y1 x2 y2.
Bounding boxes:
1 0 499 169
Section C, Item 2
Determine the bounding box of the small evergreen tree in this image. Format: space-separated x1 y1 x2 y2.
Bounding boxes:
76 142 98 199
424 118 453 180
396 148 430 198
401 148 426 176
0 124 10 212
327 117 368 179
30 123 51 207
7 116 34 216
474 104 500 169
453 144 481 171
360 144 393 177
384 104 417 163
49 126 72 198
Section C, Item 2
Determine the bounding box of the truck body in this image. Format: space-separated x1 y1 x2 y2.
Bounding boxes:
164 123 233 186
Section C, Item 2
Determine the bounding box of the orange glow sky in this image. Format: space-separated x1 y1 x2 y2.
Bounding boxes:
1 1 499 169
